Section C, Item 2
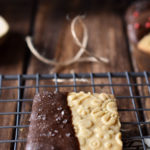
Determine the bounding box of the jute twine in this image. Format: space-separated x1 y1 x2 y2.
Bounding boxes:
25 15 109 72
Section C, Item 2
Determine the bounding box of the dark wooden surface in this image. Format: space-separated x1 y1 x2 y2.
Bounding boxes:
0 0 33 150
0 0 149 149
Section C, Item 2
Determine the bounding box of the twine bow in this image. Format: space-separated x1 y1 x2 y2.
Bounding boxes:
25 15 109 72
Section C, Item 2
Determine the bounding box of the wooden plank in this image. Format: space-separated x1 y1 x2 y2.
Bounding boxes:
0 0 32 150
18 1 138 149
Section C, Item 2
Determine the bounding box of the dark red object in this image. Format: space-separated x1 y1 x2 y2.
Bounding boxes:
133 11 139 18
145 22 150 28
134 23 140 29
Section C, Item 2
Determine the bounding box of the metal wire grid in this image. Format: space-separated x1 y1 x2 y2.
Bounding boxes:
0 72 149 150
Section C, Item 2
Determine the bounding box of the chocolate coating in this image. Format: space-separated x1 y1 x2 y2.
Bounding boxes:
26 91 80 150
126 1 150 43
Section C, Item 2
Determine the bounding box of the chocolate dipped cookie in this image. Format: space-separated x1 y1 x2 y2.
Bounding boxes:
26 92 122 150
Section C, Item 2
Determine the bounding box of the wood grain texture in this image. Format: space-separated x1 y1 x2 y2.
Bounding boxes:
127 33 150 146
18 1 139 149
0 36 25 150
0 0 32 149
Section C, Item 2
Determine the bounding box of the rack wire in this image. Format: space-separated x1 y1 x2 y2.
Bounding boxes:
0 72 150 150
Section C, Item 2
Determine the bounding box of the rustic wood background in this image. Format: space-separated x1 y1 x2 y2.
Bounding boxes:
0 0 149 149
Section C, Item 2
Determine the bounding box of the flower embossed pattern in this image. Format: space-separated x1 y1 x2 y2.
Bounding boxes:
67 92 122 150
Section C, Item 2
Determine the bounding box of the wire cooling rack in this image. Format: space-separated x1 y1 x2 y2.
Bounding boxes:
0 72 150 150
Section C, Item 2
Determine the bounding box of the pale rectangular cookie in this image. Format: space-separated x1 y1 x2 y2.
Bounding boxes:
67 92 122 150
137 33 150 54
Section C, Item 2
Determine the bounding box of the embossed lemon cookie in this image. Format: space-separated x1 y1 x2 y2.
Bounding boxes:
0 16 9 44
67 92 122 150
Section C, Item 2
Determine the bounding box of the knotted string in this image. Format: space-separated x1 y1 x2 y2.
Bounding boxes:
25 15 109 72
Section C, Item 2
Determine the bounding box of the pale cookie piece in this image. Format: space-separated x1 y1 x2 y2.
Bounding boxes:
89 138 101 149
101 113 117 126
115 133 122 146
80 137 86 146
107 101 117 113
77 106 90 116
0 16 9 40
104 142 112 148
91 99 103 107
79 119 93 129
79 128 93 138
104 133 112 140
137 33 150 54
67 92 122 150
